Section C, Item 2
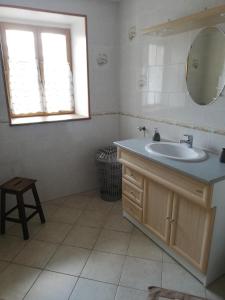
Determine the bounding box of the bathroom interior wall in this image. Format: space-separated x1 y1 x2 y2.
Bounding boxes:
2 0 225 203
119 0 225 154
0 0 120 202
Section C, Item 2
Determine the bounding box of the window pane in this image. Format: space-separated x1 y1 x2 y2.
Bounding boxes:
41 32 74 113
6 29 42 115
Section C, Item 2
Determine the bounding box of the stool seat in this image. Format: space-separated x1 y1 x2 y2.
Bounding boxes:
0 177 36 193
0 177 45 240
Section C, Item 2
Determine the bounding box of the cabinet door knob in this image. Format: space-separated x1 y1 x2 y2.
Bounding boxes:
170 219 175 224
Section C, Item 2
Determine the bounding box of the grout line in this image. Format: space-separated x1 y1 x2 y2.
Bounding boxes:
67 193 117 299
3 195 161 299
22 269 43 300
67 211 108 300
114 224 134 299
2 194 210 299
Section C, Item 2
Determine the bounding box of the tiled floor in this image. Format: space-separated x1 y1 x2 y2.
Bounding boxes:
0 191 224 300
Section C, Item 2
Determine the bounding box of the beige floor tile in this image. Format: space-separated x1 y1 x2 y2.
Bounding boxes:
0 261 9 273
128 230 162 261
94 229 131 255
0 235 26 261
162 262 205 298
115 286 149 300
13 240 57 268
34 222 72 244
162 252 176 264
46 245 90 276
86 197 114 213
206 275 225 300
77 210 107 228
0 264 40 300
81 250 125 284
81 190 99 198
24 270 77 300
111 201 123 215
41 203 59 219
7 221 43 239
49 207 82 224
31 203 58 223
64 225 100 249
69 278 117 300
45 197 66 206
104 213 133 233
62 194 90 210
120 256 162 291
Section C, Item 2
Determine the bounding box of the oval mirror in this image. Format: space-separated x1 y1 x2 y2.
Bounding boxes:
186 27 225 105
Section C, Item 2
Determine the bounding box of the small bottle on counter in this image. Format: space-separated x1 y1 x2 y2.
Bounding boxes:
220 148 225 163
153 128 161 142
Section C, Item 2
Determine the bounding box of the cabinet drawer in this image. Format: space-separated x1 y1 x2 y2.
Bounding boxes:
123 166 144 189
123 179 143 207
118 148 212 208
123 195 142 222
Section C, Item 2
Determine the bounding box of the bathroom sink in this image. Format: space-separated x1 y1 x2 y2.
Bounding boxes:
145 142 207 162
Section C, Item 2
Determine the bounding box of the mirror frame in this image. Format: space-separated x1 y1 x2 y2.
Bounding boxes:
186 26 225 106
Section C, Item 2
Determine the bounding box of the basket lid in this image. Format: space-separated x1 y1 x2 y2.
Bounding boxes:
96 146 118 162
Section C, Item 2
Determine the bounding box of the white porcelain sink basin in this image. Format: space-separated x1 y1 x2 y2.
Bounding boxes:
145 142 207 162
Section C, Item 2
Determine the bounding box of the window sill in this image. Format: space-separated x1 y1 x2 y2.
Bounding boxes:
10 114 90 126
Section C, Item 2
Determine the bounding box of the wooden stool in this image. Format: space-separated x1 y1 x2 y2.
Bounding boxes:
0 177 45 240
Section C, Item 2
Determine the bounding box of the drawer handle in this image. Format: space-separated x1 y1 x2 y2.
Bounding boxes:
130 173 136 179
170 219 176 224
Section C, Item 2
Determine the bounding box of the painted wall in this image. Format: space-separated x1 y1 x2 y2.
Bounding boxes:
2 0 225 203
119 0 225 154
0 0 120 201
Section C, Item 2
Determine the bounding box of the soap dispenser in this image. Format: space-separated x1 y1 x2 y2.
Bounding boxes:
153 128 160 142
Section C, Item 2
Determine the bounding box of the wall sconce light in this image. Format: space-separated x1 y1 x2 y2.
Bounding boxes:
128 26 136 41
97 53 108 66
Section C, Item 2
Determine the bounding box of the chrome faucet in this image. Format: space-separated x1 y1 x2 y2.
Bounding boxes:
180 134 193 148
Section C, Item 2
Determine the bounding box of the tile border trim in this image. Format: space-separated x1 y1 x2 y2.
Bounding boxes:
120 113 225 136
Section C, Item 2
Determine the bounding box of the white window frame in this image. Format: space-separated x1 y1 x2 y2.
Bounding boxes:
0 22 75 119
0 5 91 126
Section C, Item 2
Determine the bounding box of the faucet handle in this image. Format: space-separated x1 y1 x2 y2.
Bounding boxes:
180 134 193 148
137 126 146 132
137 126 147 137
183 134 193 141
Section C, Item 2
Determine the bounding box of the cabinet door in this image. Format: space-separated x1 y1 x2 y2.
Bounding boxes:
170 194 215 273
143 179 173 244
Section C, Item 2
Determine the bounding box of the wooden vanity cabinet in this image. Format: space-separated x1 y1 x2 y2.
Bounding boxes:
118 147 216 276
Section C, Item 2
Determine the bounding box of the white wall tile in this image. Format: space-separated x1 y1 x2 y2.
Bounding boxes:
119 0 225 153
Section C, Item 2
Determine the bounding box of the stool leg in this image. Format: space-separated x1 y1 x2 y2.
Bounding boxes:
17 194 29 240
32 184 45 224
1 191 6 234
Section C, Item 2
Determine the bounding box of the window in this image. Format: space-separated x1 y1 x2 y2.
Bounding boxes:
1 23 75 121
